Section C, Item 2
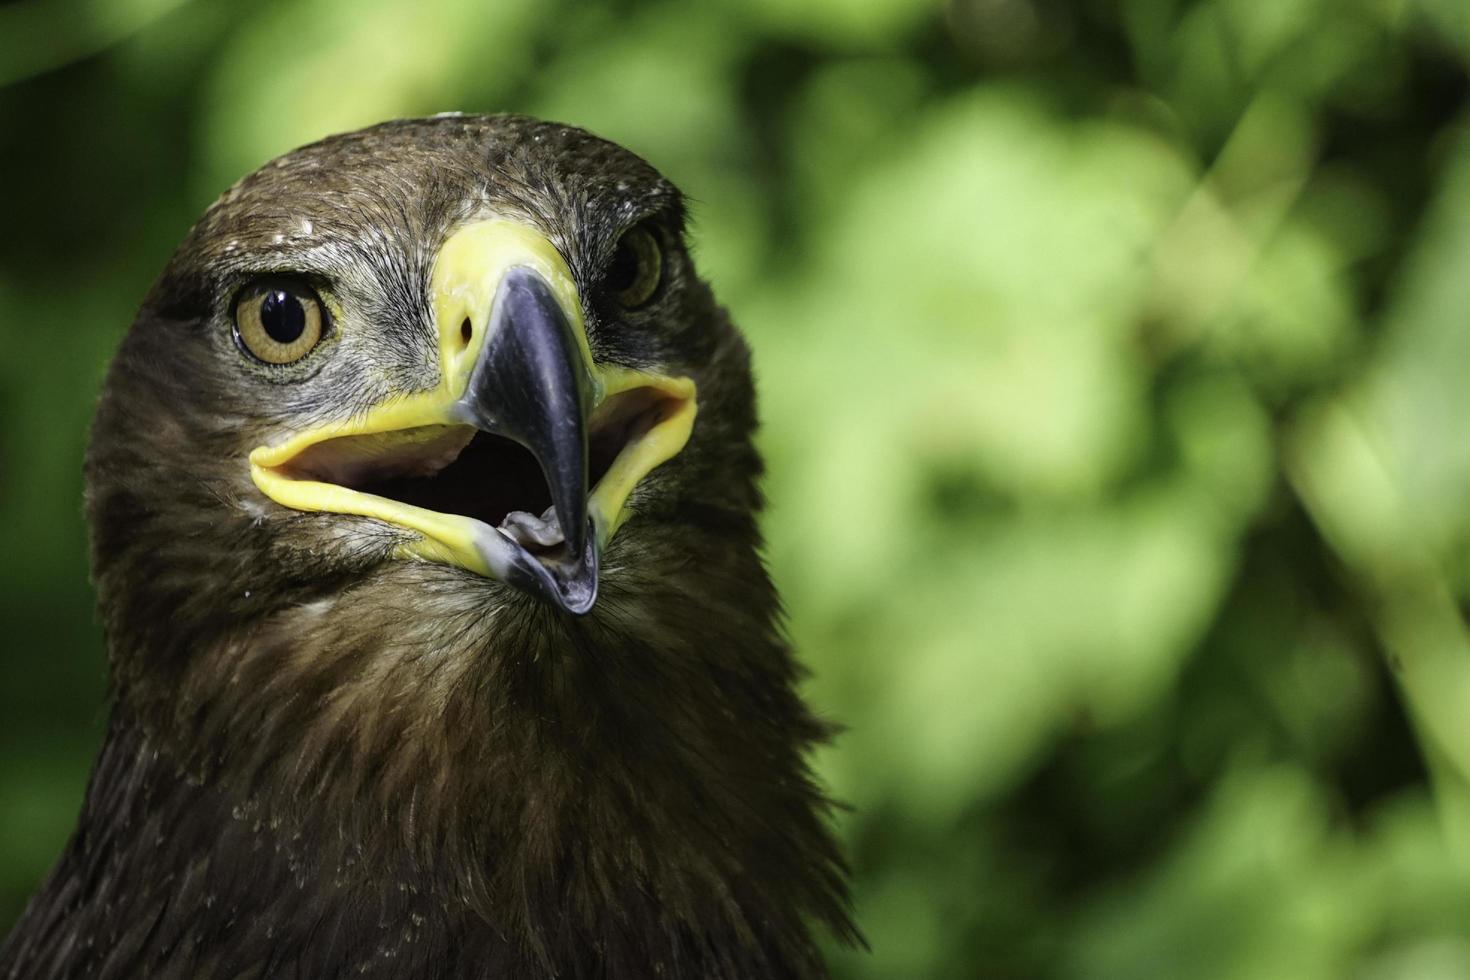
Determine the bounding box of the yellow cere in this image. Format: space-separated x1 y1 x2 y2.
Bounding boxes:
247 218 697 577
430 220 592 403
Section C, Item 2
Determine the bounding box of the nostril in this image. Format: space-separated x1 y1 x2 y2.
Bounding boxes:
460 318 473 346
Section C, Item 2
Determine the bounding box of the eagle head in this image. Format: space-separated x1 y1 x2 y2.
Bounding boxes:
11 115 858 979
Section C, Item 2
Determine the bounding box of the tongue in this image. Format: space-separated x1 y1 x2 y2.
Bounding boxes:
500 506 565 550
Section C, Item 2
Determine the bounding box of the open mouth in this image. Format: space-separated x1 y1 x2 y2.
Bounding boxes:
255 384 691 595
283 426 563 551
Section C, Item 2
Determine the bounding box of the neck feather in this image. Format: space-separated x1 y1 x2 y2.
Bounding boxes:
8 560 855 979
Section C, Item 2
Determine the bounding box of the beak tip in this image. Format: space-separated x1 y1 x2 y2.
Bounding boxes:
498 519 598 616
545 528 600 616
561 590 597 617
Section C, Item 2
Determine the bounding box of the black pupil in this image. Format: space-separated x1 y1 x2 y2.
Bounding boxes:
606 238 640 293
259 289 306 344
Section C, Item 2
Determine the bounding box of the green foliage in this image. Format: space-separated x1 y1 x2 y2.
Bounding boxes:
3 0 1470 975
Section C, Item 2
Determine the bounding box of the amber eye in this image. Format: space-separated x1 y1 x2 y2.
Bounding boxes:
233 279 326 364
605 224 663 309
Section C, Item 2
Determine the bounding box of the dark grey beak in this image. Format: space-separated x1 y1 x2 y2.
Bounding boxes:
453 267 598 614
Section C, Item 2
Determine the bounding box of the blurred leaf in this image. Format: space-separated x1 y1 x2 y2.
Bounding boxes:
732 0 935 49
0 0 193 87
1067 766 1369 980
199 0 552 191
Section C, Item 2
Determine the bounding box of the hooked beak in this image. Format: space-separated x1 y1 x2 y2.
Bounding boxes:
248 219 697 615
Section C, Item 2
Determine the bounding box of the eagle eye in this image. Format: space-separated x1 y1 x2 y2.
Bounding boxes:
605 224 663 309
233 279 326 365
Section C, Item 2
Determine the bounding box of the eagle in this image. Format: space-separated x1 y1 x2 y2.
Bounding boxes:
1 115 856 979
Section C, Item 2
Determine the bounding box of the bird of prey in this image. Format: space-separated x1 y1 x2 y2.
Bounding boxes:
0 114 856 979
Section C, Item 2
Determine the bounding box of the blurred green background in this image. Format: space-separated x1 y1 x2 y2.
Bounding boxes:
6 0 1470 976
